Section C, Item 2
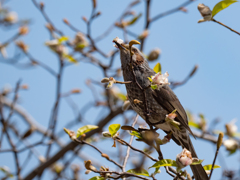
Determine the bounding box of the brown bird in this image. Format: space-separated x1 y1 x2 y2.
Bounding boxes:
113 39 208 180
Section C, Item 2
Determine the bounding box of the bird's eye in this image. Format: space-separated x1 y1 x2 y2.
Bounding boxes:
132 48 138 53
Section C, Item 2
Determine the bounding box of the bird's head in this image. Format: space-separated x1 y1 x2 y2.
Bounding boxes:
113 37 146 68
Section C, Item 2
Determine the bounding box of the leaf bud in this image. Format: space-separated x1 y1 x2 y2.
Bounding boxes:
19 26 29 35
101 153 110 160
217 132 224 150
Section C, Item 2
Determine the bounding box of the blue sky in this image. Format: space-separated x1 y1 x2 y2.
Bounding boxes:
0 0 240 179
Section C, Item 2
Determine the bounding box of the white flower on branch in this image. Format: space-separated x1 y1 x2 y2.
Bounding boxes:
4 11 18 23
223 139 239 151
151 72 170 89
176 148 193 169
113 37 124 48
225 119 238 137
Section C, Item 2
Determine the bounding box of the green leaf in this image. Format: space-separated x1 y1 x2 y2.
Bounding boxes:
154 167 161 174
212 0 238 17
116 93 127 101
58 36 69 44
213 130 224 135
63 54 78 64
109 124 120 136
149 159 177 169
127 168 149 177
229 148 237 155
151 85 158 90
89 176 105 180
0 167 14 177
130 131 143 139
128 13 142 25
188 121 201 129
170 122 180 130
153 62 161 73
191 159 204 165
148 77 152 82
76 43 87 49
233 132 240 137
76 125 98 138
203 164 221 170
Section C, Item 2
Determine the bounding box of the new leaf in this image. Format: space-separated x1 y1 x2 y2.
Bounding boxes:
76 125 98 138
212 0 238 17
109 124 120 136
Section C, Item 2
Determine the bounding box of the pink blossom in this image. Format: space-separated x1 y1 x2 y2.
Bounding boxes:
151 72 170 87
176 148 193 169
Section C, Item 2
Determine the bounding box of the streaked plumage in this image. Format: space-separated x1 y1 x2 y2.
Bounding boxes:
115 41 208 180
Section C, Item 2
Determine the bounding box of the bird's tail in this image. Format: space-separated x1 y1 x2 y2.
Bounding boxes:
179 133 209 180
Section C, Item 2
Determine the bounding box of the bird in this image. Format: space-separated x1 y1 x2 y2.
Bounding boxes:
113 38 208 180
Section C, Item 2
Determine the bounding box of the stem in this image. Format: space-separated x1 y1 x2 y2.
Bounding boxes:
122 115 139 174
208 148 219 180
212 19 240 36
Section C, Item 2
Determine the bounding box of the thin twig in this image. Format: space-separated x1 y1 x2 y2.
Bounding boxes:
122 114 139 174
212 19 240 36
74 139 123 169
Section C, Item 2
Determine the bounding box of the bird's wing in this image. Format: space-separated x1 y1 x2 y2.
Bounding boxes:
152 85 195 138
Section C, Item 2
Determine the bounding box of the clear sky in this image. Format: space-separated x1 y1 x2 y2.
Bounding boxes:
0 0 240 179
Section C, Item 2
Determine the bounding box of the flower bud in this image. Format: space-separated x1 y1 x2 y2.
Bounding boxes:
40 2 44 9
19 26 29 35
84 160 97 171
176 148 193 170
134 99 142 104
82 16 88 22
148 48 161 61
102 131 111 138
71 89 81 94
45 23 55 32
21 84 29 90
0 44 7 58
63 18 69 24
180 7 188 13
138 30 149 40
197 4 212 23
101 78 110 83
72 32 88 51
4 12 18 23
225 119 238 137
101 153 110 160
15 41 28 53
63 128 76 140
38 155 46 163
85 170 91 174
217 132 224 150
223 139 238 151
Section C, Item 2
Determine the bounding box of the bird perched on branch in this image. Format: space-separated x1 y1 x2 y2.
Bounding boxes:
113 37 208 180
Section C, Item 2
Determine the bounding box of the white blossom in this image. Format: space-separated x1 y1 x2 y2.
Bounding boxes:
223 139 239 151
113 37 124 48
151 72 170 88
4 11 18 23
176 148 193 170
226 119 238 137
